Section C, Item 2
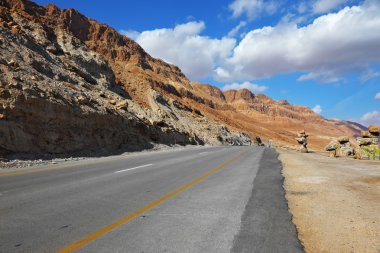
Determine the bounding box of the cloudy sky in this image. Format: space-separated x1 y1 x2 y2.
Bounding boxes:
36 0 380 126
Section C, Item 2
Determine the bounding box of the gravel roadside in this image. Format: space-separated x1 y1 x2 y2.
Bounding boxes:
279 149 380 253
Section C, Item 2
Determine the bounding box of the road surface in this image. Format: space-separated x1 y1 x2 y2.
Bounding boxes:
0 146 303 252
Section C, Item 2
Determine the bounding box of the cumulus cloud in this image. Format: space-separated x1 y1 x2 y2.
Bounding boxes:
229 0 279 20
360 110 380 126
221 81 268 93
375 93 380 100
119 29 139 40
313 0 349 14
216 0 380 83
127 21 236 80
312 104 322 114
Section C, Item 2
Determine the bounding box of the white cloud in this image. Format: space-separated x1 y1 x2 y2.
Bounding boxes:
216 0 380 83
128 21 236 80
221 81 268 93
375 93 380 100
229 0 279 20
360 110 380 126
312 104 322 114
228 21 247 37
313 0 348 14
119 29 139 40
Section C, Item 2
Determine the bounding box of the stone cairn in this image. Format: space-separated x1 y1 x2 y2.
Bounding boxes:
325 136 354 157
355 125 380 160
296 130 308 153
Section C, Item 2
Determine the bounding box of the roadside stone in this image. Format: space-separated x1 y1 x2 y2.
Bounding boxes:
325 141 339 151
368 125 379 134
340 146 354 156
296 130 308 153
361 131 371 138
338 136 349 144
357 137 373 146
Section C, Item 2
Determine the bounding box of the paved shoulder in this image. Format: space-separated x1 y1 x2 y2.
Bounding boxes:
231 148 304 253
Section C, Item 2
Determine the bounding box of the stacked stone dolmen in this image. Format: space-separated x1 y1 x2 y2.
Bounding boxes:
296 130 308 153
325 136 354 157
355 125 379 160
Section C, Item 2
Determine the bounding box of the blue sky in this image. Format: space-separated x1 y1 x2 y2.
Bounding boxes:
35 0 380 126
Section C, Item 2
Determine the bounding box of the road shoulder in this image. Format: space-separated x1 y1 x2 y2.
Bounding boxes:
279 149 380 253
231 148 303 253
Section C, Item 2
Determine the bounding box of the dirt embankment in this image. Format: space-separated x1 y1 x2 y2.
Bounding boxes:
279 149 380 253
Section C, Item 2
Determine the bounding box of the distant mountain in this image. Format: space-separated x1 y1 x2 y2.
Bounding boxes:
0 0 364 157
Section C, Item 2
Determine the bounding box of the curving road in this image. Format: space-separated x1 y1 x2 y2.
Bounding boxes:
0 146 303 253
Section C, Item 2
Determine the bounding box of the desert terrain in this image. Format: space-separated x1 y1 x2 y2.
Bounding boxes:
280 149 380 253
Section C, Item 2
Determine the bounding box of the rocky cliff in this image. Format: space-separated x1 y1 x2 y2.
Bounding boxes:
0 0 364 157
0 0 251 157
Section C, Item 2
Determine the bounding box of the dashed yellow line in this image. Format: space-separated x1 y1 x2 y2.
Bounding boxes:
57 149 248 253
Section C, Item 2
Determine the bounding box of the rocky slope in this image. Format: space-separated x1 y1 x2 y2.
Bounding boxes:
0 0 250 157
189 84 365 150
0 0 364 158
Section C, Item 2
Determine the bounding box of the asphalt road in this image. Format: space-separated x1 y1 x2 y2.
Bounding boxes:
0 146 303 253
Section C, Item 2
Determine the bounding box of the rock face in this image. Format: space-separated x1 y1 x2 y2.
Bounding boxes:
0 0 251 157
0 0 366 157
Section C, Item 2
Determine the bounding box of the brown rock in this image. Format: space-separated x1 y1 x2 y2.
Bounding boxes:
361 131 371 137
325 141 339 151
368 125 379 134
337 136 349 144
11 25 21 34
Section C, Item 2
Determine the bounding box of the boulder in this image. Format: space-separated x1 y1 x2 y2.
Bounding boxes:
300 146 308 153
337 136 349 144
340 146 354 156
356 145 380 160
361 131 371 138
325 141 339 151
357 137 373 146
296 137 306 144
368 125 379 134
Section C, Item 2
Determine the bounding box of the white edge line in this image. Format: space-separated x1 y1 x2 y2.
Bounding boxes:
114 164 153 174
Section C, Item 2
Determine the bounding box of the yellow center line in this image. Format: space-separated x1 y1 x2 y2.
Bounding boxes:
57 149 249 253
